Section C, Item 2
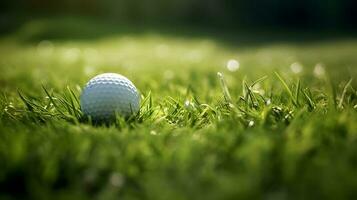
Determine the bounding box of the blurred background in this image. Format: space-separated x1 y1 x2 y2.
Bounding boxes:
0 0 356 95
1 0 357 33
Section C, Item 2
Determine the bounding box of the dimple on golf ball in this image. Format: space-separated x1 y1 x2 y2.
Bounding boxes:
80 73 140 121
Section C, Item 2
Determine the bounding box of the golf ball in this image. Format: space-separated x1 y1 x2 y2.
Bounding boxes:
80 73 140 121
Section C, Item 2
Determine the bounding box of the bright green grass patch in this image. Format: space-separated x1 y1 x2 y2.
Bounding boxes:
0 18 357 199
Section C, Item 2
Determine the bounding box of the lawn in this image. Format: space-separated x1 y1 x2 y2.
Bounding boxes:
0 17 357 200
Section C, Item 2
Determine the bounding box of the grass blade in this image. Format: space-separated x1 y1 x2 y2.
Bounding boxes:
217 72 232 103
338 78 353 109
42 86 66 116
274 72 298 107
295 79 301 106
18 90 34 111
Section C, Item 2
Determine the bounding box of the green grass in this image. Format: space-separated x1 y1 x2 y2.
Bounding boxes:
1 17 357 200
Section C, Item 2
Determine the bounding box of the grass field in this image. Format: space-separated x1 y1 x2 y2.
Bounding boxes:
0 17 357 200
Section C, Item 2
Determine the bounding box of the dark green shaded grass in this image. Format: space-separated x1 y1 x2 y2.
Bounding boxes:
1 108 356 200
1 17 357 200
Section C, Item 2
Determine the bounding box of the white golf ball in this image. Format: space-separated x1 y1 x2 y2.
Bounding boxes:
80 73 140 121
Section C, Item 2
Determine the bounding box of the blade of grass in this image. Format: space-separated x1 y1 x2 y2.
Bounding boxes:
42 86 66 117
295 79 301 106
302 88 315 111
251 75 268 87
274 72 298 107
18 90 34 112
67 86 80 106
217 72 232 104
338 78 353 109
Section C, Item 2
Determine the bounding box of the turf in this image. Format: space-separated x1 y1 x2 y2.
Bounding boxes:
0 17 357 200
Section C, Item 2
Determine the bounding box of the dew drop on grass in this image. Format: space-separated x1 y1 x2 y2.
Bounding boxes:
184 100 190 107
184 100 194 110
109 173 124 188
226 59 240 72
313 63 326 78
252 83 265 95
63 48 81 63
266 99 271 106
290 62 303 74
